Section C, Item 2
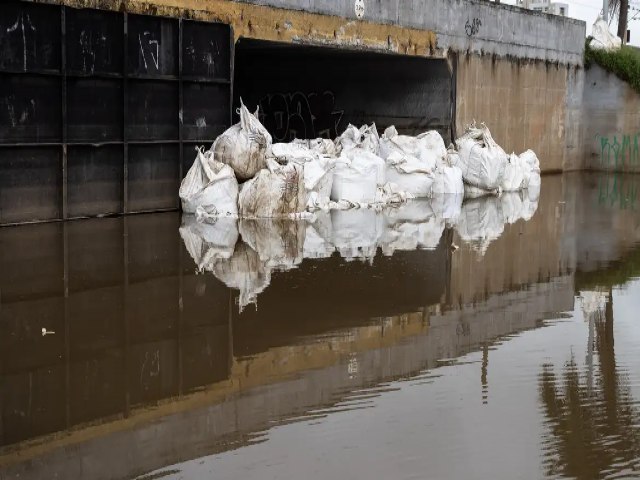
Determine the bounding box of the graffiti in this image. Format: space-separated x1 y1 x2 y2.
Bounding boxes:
6 12 37 71
465 18 482 37
598 174 638 211
138 31 160 72
258 91 344 142
597 133 640 168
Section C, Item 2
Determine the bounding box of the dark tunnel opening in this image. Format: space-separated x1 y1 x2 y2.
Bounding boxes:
233 39 454 144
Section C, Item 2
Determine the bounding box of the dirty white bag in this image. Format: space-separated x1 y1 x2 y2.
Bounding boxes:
292 138 337 156
212 242 271 312
212 102 272 180
520 149 541 188
335 123 380 155
331 208 383 262
239 218 305 271
303 157 335 210
591 16 622 51
431 149 464 195
238 159 307 218
342 147 386 187
501 153 528 192
179 214 239 267
384 151 435 198
455 123 508 190
330 155 379 204
179 147 239 217
271 142 319 163
379 126 446 173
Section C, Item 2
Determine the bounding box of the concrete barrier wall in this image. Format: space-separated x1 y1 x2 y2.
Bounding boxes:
581 65 640 173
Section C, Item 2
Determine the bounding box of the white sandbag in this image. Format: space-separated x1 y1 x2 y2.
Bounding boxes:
384 151 434 198
271 142 319 163
179 215 239 267
331 208 383 262
303 156 335 207
212 242 271 312
335 123 380 155
292 138 337 156
520 149 541 188
375 182 414 205
239 218 305 271
455 123 508 190
238 159 307 218
501 153 528 192
500 192 526 224
379 126 446 173
342 147 386 187
179 147 239 217
330 156 379 204
212 102 272 180
591 16 622 51
431 166 464 195
303 211 335 259
454 196 505 255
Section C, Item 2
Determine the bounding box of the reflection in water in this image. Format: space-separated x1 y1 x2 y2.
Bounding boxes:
181 189 539 311
539 289 640 479
2 173 640 480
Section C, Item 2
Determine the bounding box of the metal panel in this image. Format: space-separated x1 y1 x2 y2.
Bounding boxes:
127 144 180 212
0 1 233 225
67 146 123 217
0 147 62 224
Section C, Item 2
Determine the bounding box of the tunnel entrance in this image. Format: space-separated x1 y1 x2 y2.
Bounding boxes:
233 39 454 144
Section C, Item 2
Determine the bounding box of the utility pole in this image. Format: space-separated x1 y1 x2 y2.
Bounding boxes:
618 0 629 43
603 0 608 22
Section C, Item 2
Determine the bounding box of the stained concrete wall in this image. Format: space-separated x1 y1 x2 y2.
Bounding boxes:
455 54 576 172
581 64 640 172
235 0 585 64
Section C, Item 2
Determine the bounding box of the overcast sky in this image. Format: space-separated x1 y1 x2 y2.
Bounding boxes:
503 0 640 46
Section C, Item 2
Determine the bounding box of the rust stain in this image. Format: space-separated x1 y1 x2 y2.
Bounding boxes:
29 0 438 56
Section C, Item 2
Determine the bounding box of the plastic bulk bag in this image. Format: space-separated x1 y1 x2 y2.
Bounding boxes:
239 218 305 271
501 153 528 192
335 123 380 155
179 147 239 217
238 159 307 218
302 157 335 210
342 147 385 187
454 196 505 255
292 138 337 156
520 149 541 188
385 151 434 198
212 242 271 312
330 155 379 204
303 211 335 259
591 16 622 51
431 148 464 195
379 126 446 173
331 208 383 262
455 123 508 190
271 142 319 163
179 215 239 267
212 102 272 180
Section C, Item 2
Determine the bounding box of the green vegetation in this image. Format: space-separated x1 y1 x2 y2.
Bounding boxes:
585 40 640 94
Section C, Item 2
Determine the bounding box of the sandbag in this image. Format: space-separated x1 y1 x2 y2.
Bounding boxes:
591 16 622 51
271 142 319 163
238 159 307 218
179 147 239 217
455 123 507 190
212 102 272 180
379 126 446 172
431 148 464 195
520 149 541 188
330 155 379 204
302 157 335 210
342 147 386 187
384 151 434 198
292 138 337 156
335 123 380 155
501 153 528 192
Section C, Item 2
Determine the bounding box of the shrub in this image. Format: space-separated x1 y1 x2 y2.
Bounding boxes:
585 39 640 94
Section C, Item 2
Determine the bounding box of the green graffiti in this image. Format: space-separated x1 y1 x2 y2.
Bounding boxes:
598 133 640 167
598 174 639 210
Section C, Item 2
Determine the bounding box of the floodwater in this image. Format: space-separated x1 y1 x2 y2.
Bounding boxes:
1 173 640 480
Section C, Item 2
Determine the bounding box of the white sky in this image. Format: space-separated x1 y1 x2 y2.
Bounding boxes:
504 0 640 46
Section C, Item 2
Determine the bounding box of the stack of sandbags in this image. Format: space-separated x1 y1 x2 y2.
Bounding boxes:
430 146 464 195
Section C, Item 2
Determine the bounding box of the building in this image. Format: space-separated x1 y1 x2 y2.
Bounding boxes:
517 0 569 16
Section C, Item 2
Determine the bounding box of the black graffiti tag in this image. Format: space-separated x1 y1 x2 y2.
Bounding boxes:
465 18 482 37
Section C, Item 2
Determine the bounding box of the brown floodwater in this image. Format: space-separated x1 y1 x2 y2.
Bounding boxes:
1 173 640 480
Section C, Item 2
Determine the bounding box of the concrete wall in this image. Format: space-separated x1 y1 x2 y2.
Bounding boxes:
455 54 576 172
235 0 585 64
581 64 640 172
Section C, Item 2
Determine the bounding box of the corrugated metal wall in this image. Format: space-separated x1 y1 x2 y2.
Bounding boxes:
0 1 232 225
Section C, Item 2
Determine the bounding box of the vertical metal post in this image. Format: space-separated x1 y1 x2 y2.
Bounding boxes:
123 13 129 214
61 7 68 220
178 18 184 202
604 0 608 22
